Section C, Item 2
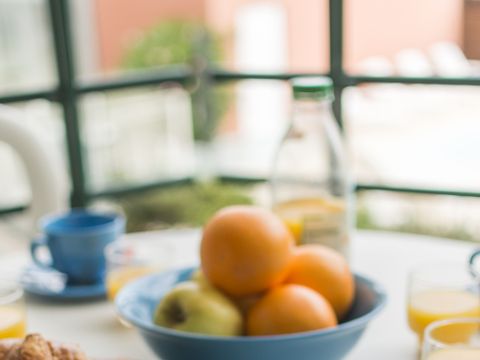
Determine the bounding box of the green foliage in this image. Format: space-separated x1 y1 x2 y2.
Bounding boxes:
122 20 227 141
356 204 477 242
385 217 476 242
122 21 221 69
355 206 378 230
121 182 254 232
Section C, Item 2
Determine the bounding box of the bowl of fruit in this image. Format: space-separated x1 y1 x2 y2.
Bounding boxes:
116 206 386 360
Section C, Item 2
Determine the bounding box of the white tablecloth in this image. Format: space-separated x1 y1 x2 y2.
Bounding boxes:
1 230 477 359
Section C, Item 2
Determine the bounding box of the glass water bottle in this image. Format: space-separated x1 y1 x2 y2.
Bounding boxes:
271 77 352 258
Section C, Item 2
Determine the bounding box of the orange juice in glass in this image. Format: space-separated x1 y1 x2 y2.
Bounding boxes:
407 264 480 342
105 236 172 303
422 318 480 359
106 266 153 301
0 282 26 339
273 196 349 257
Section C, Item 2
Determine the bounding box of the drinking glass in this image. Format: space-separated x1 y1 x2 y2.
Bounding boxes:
407 264 480 342
105 236 174 302
0 281 26 339
422 318 480 359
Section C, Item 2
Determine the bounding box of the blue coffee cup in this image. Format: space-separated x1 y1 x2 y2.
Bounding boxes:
30 209 125 285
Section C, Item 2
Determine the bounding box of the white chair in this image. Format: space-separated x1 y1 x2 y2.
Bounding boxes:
0 104 68 234
429 42 472 77
394 48 434 77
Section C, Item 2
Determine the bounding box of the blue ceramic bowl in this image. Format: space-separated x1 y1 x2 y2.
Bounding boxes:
116 266 386 360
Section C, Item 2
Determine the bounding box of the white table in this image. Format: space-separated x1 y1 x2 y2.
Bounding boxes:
2 230 478 359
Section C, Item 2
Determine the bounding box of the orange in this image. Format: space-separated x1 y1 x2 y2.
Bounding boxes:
200 206 294 297
285 244 354 320
246 284 337 336
231 293 263 315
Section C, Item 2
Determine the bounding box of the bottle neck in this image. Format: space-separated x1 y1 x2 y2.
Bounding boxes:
291 98 333 125
293 95 332 108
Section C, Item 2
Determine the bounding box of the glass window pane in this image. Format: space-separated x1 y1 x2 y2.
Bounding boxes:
70 0 328 81
101 182 257 232
0 0 56 94
344 0 474 77
80 86 195 192
344 84 480 191
465 0 480 60
71 0 212 81
212 80 290 178
357 193 480 242
210 0 329 73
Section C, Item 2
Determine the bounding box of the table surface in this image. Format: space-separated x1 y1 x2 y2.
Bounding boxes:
1 229 478 359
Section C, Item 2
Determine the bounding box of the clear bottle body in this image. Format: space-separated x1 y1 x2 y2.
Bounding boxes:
271 98 352 258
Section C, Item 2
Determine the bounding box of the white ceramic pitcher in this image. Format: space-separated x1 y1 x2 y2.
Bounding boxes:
0 104 68 232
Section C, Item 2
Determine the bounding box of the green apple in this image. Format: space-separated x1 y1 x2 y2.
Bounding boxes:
191 269 213 289
153 281 243 336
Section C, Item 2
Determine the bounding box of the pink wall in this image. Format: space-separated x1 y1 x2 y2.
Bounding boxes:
345 0 464 71
94 0 206 70
204 0 237 67
182 0 464 73
94 0 464 73
205 0 329 72
285 0 329 72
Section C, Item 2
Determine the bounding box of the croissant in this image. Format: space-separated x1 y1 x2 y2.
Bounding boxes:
0 334 88 360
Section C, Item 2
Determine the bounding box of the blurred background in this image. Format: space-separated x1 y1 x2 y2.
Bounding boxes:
1 0 480 242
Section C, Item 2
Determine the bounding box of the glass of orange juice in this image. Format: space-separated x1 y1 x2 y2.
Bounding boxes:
422 318 480 359
105 236 173 324
407 264 480 344
0 281 26 339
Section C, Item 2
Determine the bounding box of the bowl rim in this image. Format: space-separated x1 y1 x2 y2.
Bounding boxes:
116 266 387 342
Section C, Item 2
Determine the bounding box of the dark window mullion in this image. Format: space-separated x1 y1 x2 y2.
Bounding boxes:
348 75 480 86
48 0 86 207
329 0 346 129
211 68 328 81
77 65 193 94
356 184 480 198
0 89 58 103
